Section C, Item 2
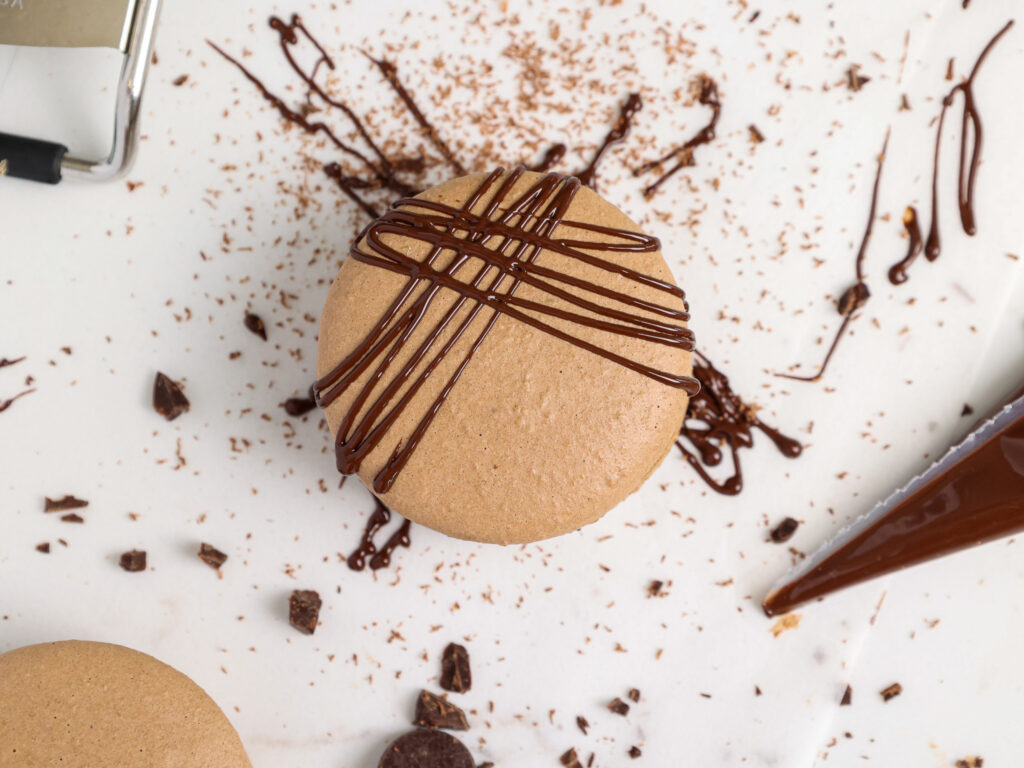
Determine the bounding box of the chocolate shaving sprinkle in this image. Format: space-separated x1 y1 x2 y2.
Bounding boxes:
60 513 84 524
377 729 475 768
748 124 765 143
770 517 800 543
36 542 50 554
607 697 630 716
119 549 147 572
198 542 228 570
628 746 642 759
244 312 268 340
647 579 665 597
440 643 472 693
845 66 870 91
840 685 853 706
880 682 902 702
628 688 641 703
560 748 584 768
288 589 321 635
44 495 88 513
413 690 469 731
153 372 190 421
576 716 589 735
955 758 984 768
0 356 25 369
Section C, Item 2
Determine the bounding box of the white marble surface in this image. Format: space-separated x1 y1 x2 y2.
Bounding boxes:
1 1 1023 766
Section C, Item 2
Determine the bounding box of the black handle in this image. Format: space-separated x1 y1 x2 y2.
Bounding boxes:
0 132 68 184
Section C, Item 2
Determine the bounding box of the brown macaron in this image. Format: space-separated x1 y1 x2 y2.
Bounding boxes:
317 168 696 544
0 640 251 767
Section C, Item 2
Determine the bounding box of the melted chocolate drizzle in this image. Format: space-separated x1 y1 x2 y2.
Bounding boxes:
575 93 643 189
887 206 923 285
314 167 698 494
636 75 721 197
776 132 889 383
888 20 1014 283
347 498 412 571
0 388 35 414
679 351 802 495
0 356 25 369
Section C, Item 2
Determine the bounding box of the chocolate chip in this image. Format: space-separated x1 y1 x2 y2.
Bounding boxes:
770 517 800 543
607 698 630 716
119 549 147 572
576 715 589 735
153 372 190 421
44 495 88 513
880 682 902 702
60 513 84 523
840 684 852 706
377 729 474 768
36 542 50 553
628 746 642 759
283 385 317 417
560 748 583 768
440 642 472 693
289 590 321 635
837 282 870 316
198 542 228 570
627 688 641 703
244 312 267 341
413 690 469 731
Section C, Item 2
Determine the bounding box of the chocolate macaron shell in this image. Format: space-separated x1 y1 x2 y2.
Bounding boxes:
0 640 251 767
318 169 693 544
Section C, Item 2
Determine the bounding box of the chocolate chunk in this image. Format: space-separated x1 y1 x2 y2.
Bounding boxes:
289 589 321 635
647 579 664 597
961 403 975 417
628 746 642 759
36 542 50 554
377 729 475 768
119 549 147 572
770 517 800 543
198 542 228 570
840 685 852 706
440 642 472 693
607 698 630 716
880 682 902 702
627 688 641 703
283 386 317 417
44 495 88 513
560 748 583 768
60 513 84 523
413 690 469 731
837 282 870 316
576 715 589 735
153 372 190 421
244 312 267 341
754 685 762 696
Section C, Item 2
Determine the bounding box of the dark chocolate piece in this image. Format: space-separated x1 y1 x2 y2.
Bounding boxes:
647 579 665 597
119 549 147 572
44 495 88 513
198 542 228 570
289 590 321 634
153 372 190 421
607 698 630 716
880 683 902 702
244 312 268 340
377 729 475 768
413 690 469 731
576 716 589 735
845 66 870 91
440 643 472 693
36 542 50 553
627 688 641 703
840 685 852 706
560 748 583 768
628 746 642 759
770 517 800 543
60 513 84 524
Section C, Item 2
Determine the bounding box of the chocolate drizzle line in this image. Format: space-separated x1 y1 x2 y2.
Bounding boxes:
635 74 721 197
0 356 25 369
0 388 35 414
679 351 802 495
575 93 642 190
888 20 1014 283
314 167 698 494
887 206 923 285
776 131 889 383
347 498 412 571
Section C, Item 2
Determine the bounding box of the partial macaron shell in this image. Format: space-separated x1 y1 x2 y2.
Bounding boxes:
0 640 252 767
317 169 693 544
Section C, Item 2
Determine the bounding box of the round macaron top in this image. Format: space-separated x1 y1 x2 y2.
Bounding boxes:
0 640 251 767
317 168 696 544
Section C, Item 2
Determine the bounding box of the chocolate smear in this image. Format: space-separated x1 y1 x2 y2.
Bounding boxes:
244 312 268 340
44 495 88 513
153 372 190 421
119 549 147 572
413 690 469 731
289 589 321 634
378 729 475 768
198 542 228 570
440 643 472 693
628 687 641 703
845 66 870 91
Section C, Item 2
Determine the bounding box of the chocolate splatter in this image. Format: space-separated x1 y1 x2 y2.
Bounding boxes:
348 498 412 572
679 351 802 495
636 74 720 196
283 385 317 417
